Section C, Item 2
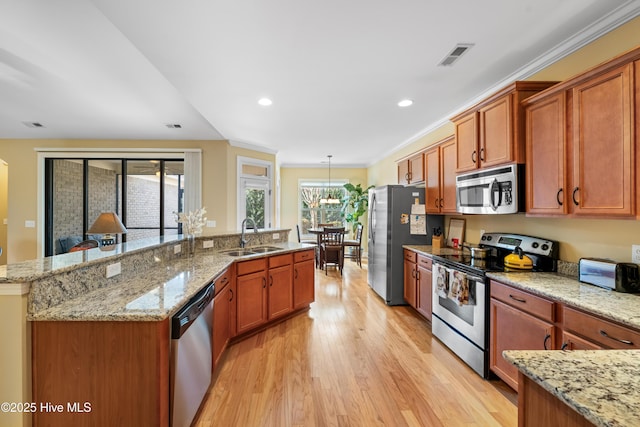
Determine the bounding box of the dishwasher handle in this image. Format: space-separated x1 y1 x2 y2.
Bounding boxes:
171 282 214 339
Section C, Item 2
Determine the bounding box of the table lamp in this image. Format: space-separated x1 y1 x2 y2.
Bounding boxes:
88 212 127 246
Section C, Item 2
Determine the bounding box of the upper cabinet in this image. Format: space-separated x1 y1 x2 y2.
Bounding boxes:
425 136 457 214
452 82 558 173
524 46 640 218
397 151 424 185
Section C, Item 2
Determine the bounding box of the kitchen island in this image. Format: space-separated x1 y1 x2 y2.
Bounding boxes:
0 229 315 427
504 349 640 427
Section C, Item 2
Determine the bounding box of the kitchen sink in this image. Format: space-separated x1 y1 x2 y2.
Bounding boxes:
221 249 257 256
249 246 282 253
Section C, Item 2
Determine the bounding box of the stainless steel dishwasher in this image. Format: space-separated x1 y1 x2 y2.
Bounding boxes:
170 282 214 427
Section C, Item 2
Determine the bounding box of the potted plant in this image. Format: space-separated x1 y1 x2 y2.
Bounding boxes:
341 183 374 235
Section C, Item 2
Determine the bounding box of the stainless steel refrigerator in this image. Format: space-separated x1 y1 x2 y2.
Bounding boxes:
367 185 444 305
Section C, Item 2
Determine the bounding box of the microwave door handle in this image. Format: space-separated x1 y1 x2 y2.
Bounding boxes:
489 178 501 211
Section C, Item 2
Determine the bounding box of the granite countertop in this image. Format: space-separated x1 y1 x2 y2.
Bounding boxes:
28 242 311 322
403 245 640 331
486 271 640 331
504 350 640 427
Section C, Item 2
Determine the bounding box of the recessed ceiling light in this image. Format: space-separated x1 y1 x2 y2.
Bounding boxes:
398 99 413 107
258 97 273 106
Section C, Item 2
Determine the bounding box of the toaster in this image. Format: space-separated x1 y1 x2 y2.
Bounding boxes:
578 258 640 293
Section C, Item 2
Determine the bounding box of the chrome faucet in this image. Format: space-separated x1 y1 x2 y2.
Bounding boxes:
240 217 258 248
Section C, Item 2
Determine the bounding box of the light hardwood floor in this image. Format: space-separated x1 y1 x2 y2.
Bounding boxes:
195 259 517 426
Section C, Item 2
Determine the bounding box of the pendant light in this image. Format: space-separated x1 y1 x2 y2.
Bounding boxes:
320 155 340 204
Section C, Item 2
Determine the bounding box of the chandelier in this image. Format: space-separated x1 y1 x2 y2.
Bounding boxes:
320 154 340 204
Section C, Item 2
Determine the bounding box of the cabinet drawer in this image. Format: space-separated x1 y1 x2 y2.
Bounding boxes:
417 254 432 270
294 249 315 263
490 280 555 322
269 253 293 268
237 258 267 276
404 249 417 263
563 306 640 349
213 269 231 296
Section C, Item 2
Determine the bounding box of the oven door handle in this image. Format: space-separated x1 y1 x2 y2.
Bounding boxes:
489 178 501 211
467 275 485 284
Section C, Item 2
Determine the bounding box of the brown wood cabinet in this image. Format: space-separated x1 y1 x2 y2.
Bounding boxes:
293 249 315 309
415 255 433 321
525 91 567 215
235 258 268 335
452 81 556 173
403 249 417 308
525 47 640 218
425 136 457 214
267 254 293 320
397 152 424 185
32 320 170 426
562 305 640 349
213 268 234 370
490 280 556 390
571 64 634 216
517 373 596 427
403 249 433 322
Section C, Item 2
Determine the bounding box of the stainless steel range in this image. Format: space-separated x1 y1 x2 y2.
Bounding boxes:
430 232 559 378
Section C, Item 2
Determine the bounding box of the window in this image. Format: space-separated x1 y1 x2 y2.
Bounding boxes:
45 158 184 255
237 157 272 229
299 180 346 236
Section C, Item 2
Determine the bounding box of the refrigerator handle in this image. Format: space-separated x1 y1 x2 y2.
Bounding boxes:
369 192 376 244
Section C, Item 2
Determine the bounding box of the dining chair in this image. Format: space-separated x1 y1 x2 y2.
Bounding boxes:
343 224 363 268
296 225 317 246
318 227 345 275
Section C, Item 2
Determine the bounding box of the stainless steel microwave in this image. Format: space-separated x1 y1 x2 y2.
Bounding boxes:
456 164 524 214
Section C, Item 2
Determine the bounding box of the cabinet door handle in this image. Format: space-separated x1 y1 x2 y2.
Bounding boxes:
556 188 563 206
509 294 526 303
572 187 579 206
543 333 551 350
561 341 568 350
262 277 266 288
294 268 298 279
411 268 416 278
439 198 443 208
416 270 420 281
471 150 477 163
269 275 273 287
480 147 485 162
229 288 234 302
600 329 634 346
435 199 439 208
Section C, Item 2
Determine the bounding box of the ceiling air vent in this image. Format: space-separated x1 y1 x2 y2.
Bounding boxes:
165 124 182 129
438 43 474 66
22 121 44 128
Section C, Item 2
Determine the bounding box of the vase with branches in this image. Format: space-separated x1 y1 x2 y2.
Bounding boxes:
341 183 374 235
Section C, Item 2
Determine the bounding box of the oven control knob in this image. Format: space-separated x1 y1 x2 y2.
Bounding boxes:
541 244 549 251
531 242 539 249
481 235 487 241
486 236 492 241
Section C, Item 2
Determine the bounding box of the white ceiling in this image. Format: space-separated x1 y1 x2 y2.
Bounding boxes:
1 1 639 167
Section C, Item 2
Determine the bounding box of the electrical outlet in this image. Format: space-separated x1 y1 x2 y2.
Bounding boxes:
207 220 216 228
106 262 121 278
632 245 640 264
25 220 35 228
203 240 214 248
272 233 280 240
174 244 182 254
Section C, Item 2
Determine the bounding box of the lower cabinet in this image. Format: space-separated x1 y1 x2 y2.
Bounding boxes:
403 249 433 322
235 258 269 335
416 255 433 321
213 268 234 370
490 280 555 390
293 249 315 309
403 249 417 308
32 320 170 426
267 254 294 320
561 305 640 349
